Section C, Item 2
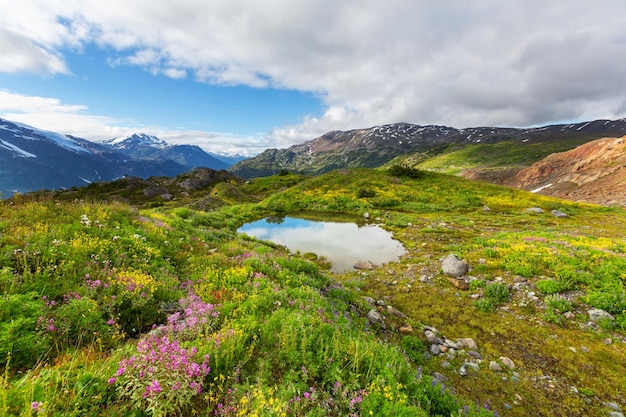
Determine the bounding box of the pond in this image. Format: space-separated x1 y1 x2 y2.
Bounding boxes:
237 215 406 273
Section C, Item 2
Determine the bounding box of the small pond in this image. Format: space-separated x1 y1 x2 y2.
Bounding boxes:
237 215 405 273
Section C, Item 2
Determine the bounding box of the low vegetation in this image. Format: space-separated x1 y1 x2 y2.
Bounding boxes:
1 168 625 416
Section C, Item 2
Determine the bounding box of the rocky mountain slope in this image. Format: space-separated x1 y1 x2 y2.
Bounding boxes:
510 136 626 206
229 119 626 178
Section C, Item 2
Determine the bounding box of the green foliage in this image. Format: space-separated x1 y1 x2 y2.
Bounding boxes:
389 164 426 179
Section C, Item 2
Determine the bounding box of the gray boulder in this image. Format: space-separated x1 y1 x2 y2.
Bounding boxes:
441 254 469 277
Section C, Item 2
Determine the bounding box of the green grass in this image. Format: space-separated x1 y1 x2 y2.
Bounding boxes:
1 168 625 416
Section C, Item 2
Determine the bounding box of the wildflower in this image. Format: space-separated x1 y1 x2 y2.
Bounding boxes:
107 318 116 326
108 378 116 384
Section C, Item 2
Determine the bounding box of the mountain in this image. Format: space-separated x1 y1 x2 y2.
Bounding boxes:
228 119 626 178
0 119 187 197
103 133 229 170
510 135 626 206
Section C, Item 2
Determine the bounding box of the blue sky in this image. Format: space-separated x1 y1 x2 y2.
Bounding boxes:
1 0 626 156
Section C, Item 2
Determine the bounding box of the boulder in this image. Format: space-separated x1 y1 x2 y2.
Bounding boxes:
441 254 469 277
588 308 615 322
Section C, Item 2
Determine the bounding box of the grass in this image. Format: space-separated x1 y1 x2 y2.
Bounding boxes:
1 168 625 416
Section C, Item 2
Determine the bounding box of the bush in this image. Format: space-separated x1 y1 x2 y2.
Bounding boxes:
388 165 425 179
484 282 510 303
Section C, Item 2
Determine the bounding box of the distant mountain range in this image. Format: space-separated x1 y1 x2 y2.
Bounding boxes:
228 119 626 178
0 118 234 197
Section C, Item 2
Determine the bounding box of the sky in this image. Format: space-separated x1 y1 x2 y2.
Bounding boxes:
1 0 626 156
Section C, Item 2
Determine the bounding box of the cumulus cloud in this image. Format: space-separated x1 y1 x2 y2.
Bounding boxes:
1 0 626 148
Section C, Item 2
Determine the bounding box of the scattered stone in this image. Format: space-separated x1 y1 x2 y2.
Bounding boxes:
489 361 503 372
603 338 613 345
465 362 480 372
525 207 544 214
363 212 370 219
568 346 577 353
499 356 516 369
513 276 527 283
355 260 377 270
459 365 468 376
441 254 469 277
423 325 439 333
564 311 576 319
424 330 441 345
570 386 579 394
580 346 590 353
511 375 520 383
609 412 624 417
367 309 384 328
588 308 615 322
430 344 442 356
483 205 491 212
447 277 470 290
432 372 447 384
504 403 513 410
457 337 478 351
468 350 483 360
387 305 408 319
470 293 481 300
552 209 568 218
419 275 430 283
160 193 174 201
399 323 413 334
443 339 461 349
376 299 386 307
604 402 623 412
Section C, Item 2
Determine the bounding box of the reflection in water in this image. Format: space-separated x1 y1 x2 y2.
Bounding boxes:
238 216 405 273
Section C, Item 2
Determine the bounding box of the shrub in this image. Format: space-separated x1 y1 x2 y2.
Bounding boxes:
545 295 572 313
484 282 510 303
388 165 425 179
111 335 210 417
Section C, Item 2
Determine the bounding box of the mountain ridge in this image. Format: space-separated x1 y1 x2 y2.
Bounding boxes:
228 119 626 178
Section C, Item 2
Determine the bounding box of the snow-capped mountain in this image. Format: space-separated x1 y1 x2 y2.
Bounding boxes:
103 133 168 153
0 118 192 197
102 133 229 171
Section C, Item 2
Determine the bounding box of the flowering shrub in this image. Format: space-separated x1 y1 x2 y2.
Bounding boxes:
111 335 210 416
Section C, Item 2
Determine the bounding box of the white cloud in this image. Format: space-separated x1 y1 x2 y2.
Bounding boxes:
0 90 270 156
1 0 626 147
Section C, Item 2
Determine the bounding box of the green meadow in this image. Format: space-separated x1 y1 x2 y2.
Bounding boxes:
1 168 624 416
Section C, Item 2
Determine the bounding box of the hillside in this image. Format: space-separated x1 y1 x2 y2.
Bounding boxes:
509 136 626 207
228 119 626 178
2 168 625 417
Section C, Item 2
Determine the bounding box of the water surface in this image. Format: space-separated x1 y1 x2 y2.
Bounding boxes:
238 216 405 273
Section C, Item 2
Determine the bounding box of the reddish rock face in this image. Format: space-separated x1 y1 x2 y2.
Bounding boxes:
511 136 626 207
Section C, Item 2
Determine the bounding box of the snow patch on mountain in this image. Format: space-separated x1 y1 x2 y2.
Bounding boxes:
4 120 89 154
0 139 37 158
106 133 168 149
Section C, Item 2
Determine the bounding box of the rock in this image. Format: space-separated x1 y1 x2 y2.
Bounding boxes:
447 277 470 290
570 386 579 394
399 323 413 334
457 338 478 351
387 305 408 319
430 344 442 356
443 339 461 349
499 356 516 369
525 207 544 214
424 330 441 345
552 209 568 218
355 260 377 270
143 184 170 197
609 412 624 417
363 212 370 219
604 402 622 412
160 193 174 201
441 254 469 277
441 361 451 369
465 362 480 372
367 309 383 327
483 205 491 212
603 338 613 345
432 372 447 384
468 350 483 360
489 361 503 372
459 365 468 376
564 311 576 319
588 308 615 322
580 346 590 353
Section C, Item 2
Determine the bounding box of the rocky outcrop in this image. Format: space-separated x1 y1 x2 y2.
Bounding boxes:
512 136 626 206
